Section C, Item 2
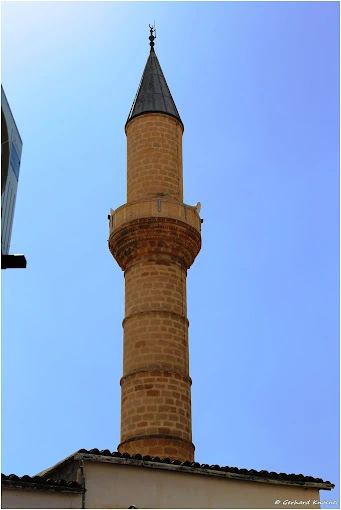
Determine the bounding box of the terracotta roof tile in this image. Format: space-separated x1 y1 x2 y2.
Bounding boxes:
1 473 83 492
75 449 333 486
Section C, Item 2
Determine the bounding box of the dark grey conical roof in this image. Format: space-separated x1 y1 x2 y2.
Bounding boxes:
126 49 183 129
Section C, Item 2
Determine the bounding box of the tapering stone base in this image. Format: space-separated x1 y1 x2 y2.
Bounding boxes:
118 435 195 463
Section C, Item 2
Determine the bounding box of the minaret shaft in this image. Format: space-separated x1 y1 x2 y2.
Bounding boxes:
127 115 183 203
109 44 201 462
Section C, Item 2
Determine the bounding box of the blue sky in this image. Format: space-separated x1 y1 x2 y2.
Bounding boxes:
1 1 339 506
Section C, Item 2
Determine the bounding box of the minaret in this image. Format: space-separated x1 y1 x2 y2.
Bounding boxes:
109 27 201 462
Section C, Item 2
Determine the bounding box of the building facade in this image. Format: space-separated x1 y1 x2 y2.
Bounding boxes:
1 86 26 268
2 451 334 509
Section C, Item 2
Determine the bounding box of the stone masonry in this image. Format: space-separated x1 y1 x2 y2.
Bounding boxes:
108 42 201 462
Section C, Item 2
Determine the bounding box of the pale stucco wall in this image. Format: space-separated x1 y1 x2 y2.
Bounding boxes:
1 487 82 509
83 461 321 509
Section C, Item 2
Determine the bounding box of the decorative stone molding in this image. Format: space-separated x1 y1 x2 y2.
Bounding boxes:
109 216 201 271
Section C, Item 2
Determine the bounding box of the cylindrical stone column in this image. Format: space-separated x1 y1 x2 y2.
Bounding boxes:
126 113 183 203
109 112 201 462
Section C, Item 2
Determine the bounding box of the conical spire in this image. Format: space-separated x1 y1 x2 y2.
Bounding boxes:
126 27 183 129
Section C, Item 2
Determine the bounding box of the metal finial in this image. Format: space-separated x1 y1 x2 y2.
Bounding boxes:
149 24 156 52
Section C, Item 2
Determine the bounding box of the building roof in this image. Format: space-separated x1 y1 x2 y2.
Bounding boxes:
125 47 183 129
35 449 334 491
1 473 84 493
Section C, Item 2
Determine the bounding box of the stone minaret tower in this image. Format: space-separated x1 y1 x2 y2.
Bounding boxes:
109 27 201 463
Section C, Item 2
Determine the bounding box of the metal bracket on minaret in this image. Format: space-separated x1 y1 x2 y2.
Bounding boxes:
149 24 156 52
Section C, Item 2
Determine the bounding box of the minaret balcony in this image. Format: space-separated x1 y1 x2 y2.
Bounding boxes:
109 199 201 234
108 198 202 271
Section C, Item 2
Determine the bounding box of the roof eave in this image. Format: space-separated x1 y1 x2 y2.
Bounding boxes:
1 479 84 494
73 453 335 491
